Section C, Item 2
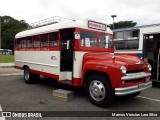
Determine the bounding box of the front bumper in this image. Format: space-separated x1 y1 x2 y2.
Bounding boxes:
115 81 152 96
121 72 151 81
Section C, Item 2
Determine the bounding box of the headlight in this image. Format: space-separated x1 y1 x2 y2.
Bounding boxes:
120 66 127 74
148 64 152 71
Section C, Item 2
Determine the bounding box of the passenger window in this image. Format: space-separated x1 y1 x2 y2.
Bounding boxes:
33 35 40 47
80 31 97 47
27 36 33 47
99 34 112 48
49 32 58 47
16 38 21 48
41 34 48 47
21 37 26 48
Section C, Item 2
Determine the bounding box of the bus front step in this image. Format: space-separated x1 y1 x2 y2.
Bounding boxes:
58 80 72 85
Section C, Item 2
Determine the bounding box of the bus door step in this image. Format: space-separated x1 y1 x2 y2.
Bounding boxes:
58 80 72 85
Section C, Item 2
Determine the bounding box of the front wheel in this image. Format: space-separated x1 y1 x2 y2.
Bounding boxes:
86 75 114 107
24 67 40 84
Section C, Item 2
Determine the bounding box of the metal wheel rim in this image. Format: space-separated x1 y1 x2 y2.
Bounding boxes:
24 69 29 81
89 80 106 101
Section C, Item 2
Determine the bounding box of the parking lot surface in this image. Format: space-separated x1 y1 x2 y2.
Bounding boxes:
0 68 22 74
0 75 160 120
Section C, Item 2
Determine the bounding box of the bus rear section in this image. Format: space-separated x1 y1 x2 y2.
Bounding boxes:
14 28 75 84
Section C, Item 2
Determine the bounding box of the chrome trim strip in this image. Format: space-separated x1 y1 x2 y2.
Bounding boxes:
121 72 151 81
15 60 59 68
115 81 152 96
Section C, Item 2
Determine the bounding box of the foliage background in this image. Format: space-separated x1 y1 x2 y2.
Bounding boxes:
0 16 28 51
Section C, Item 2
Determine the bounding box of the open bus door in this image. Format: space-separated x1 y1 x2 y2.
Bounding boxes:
59 28 74 84
143 33 160 82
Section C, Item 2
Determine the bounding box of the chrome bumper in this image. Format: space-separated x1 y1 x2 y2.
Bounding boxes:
115 81 152 96
121 72 151 81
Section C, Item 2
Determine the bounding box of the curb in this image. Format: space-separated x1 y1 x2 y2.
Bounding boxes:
0 73 23 77
0 63 15 68
0 66 14 68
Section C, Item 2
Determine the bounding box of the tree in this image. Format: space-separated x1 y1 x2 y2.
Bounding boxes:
109 21 137 30
1 16 28 50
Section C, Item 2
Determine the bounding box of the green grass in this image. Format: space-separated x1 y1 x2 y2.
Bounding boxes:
0 55 14 63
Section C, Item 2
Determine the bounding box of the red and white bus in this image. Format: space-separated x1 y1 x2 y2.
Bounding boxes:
15 17 152 107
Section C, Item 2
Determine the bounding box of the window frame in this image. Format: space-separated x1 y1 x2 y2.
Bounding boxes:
27 36 33 48
49 32 59 47
41 33 49 47
21 37 27 48
15 30 60 50
15 38 22 49
77 28 114 52
114 30 140 50
80 30 98 48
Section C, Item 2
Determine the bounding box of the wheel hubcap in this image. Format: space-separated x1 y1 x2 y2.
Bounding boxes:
89 80 106 101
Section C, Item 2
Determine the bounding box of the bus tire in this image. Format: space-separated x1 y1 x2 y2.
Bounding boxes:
24 67 39 84
86 75 114 107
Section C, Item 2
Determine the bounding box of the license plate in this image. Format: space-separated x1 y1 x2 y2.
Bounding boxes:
138 84 145 89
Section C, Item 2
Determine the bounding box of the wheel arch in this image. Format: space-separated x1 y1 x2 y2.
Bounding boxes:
22 65 29 70
83 70 112 87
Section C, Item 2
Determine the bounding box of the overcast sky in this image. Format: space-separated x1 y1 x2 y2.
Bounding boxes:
0 0 160 25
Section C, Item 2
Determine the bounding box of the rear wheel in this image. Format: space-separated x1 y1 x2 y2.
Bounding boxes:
24 67 40 84
86 75 114 107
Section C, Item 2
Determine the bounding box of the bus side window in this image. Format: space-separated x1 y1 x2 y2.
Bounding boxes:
33 35 40 47
21 37 26 48
16 38 21 48
49 32 58 47
80 31 97 47
99 34 112 48
27 36 33 47
41 34 48 47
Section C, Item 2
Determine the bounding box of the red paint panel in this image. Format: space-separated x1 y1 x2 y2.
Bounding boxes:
72 78 81 86
30 69 59 80
14 66 23 70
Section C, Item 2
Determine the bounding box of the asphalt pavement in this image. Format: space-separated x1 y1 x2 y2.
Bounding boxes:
0 75 160 120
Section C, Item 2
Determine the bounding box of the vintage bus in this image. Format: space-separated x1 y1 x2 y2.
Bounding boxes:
14 16 152 107
113 24 160 82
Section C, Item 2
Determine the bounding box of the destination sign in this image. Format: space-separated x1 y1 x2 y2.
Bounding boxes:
88 20 106 31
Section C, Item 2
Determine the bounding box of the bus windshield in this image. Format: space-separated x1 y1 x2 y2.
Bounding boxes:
80 30 112 49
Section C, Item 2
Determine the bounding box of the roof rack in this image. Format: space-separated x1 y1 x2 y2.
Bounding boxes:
28 16 75 29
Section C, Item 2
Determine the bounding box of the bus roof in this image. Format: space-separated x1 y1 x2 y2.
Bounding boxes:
15 19 112 39
113 23 160 32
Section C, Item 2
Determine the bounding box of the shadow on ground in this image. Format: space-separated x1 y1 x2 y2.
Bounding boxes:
34 76 153 109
